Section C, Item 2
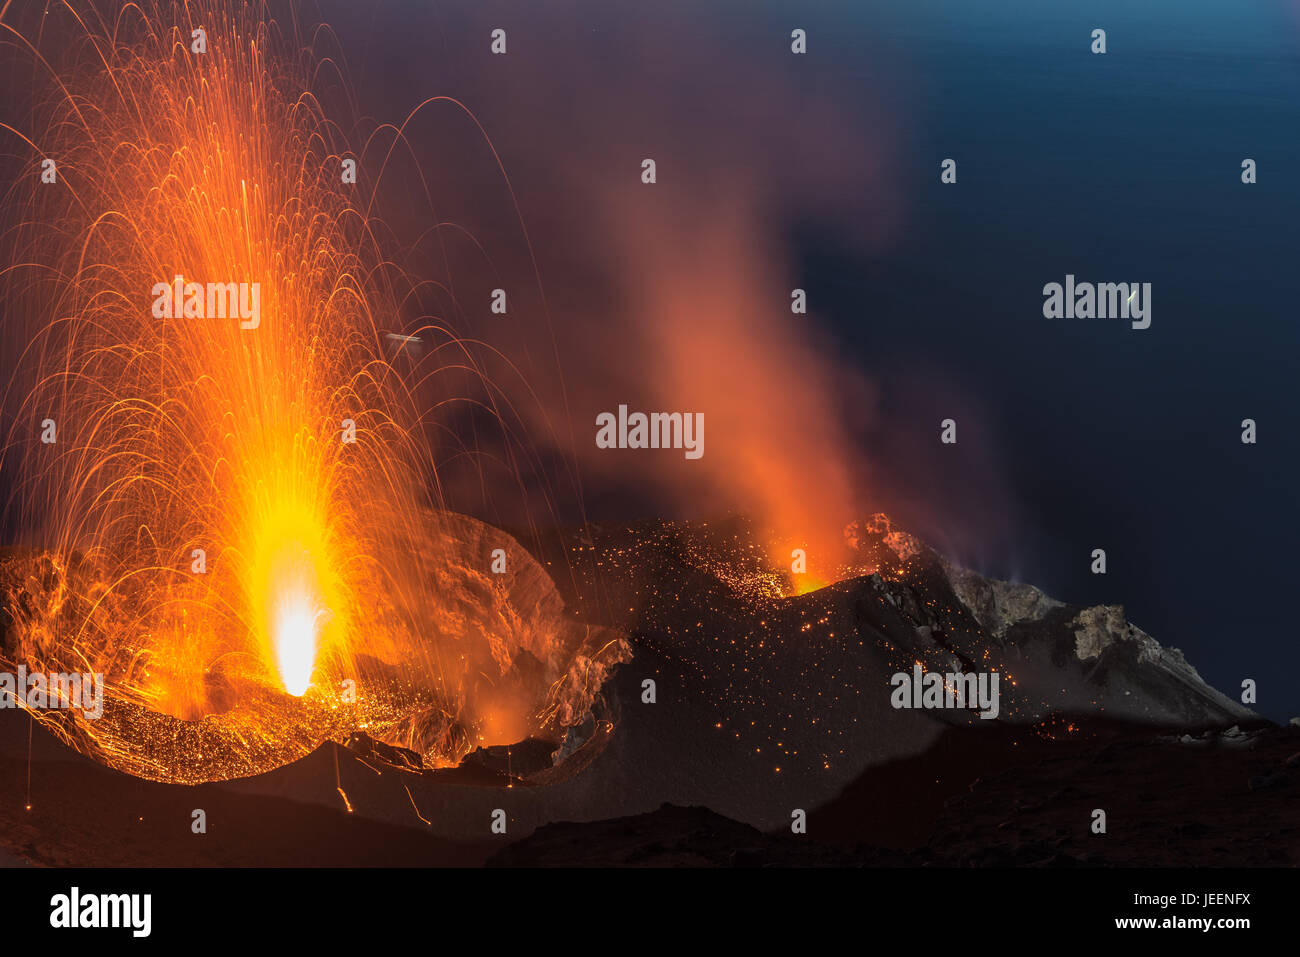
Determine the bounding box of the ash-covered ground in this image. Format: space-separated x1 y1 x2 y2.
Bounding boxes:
1 514 1294 866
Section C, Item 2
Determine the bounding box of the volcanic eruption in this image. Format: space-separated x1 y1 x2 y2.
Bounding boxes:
0 0 621 784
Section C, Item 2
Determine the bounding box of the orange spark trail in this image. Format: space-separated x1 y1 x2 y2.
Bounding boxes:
0 1 628 784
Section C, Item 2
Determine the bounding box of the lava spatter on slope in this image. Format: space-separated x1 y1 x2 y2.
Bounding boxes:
527 511 1254 796
1 509 1254 842
0 512 629 784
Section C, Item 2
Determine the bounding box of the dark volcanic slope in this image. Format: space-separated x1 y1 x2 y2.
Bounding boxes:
0 514 1272 865
490 722 1300 867
531 514 1254 731
0 713 490 866
225 515 1256 836
490 724 1300 868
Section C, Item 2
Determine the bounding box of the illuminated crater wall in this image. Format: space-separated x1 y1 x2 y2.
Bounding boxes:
0 3 609 782
0 511 628 783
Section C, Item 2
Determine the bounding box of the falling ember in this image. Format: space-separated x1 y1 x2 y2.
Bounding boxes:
0 1 629 783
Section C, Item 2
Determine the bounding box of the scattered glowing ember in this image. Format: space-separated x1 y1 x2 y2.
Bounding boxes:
0 2 627 784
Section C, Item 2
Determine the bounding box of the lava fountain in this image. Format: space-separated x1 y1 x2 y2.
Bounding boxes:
0 0 626 783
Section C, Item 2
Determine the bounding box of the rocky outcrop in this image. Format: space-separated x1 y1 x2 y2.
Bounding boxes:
943 563 1063 640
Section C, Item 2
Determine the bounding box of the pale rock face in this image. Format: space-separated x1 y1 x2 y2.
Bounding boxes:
842 513 926 571
1061 603 1253 722
942 562 1063 640
1072 605 1160 662
849 534 1256 727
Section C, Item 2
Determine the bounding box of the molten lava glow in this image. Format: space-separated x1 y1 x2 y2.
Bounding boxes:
245 495 345 698
272 583 323 697
0 1 630 783
792 576 830 596
0 0 396 730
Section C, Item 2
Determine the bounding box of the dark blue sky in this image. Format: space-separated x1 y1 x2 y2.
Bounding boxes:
812 0 1300 722
324 0 1299 720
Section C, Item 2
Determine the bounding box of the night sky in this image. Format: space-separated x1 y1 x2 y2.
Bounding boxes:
316 0 1297 720
5 0 1296 721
